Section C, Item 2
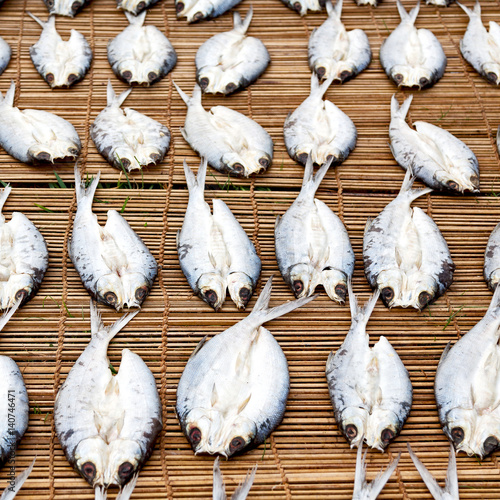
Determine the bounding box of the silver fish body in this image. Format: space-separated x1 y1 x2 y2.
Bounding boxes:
275 156 354 303
196 7 270 95
91 81 170 172
284 74 357 166
435 285 500 458
363 169 454 310
175 83 273 178
117 0 159 15
176 277 314 457
326 286 413 451
178 159 261 311
0 35 11 76
213 458 257 500
390 94 479 194
459 1 500 85
281 0 325 16
0 82 81 164
28 13 92 89
308 0 371 82
380 0 446 89
485 221 500 290
55 303 161 491
42 0 91 16
175 0 243 23
69 165 158 311
108 12 177 86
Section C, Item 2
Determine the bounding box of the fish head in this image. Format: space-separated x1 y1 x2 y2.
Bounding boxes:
114 60 161 87
376 270 403 308
197 67 224 94
105 439 142 487
28 141 80 164
121 272 151 308
322 269 348 304
219 70 244 96
1 274 34 308
40 62 85 89
314 144 341 167
443 407 475 455
118 0 150 15
339 407 367 448
434 169 480 194
312 59 355 83
96 274 125 311
227 272 255 310
175 0 212 22
471 414 500 458
44 0 87 16
389 64 435 89
197 273 226 311
365 409 402 451
402 272 438 310
219 415 257 457
74 437 108 487
183 408 219 454
481 62 500 85
288 263 315 298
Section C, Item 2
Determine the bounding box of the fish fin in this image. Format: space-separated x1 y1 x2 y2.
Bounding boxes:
446 443 459 498
407 443 445 499
107 80 131 107
183 159 197 192
300 154 333 199
0 184 11 215
364 217 373 235
125 10 146 25
398 166 432 202
239 6 253 33
310 72 335 98
213 457 227 500
0 81 16 108
484 279 500 316
94 486 107 500
189 336 208 361
0 457 35 500
367 451 401 499
173 81 190 105
437 341 452 367
231 463 257 500
74 162 101 206
0 298 21 333
328 0 342 18
352 444 368 497
237 393 251 413
27 11 46 28
390 93 413 121
457 0 480 18
348 280 380 329
90 300 139 341
397 0 419 24
211 383 219 407
116 473 139 500
275 214 281 230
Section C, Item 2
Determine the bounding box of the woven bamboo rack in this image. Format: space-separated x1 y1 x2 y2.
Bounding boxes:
0 0 499 498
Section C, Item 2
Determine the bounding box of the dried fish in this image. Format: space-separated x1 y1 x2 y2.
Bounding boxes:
0 35 10 77
175 0 243 23
485 220 500 291
42 0 92 17
281 0 324 16
117 0 159 15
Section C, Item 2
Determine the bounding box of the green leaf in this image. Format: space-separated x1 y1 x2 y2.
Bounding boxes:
120 196 130 214
109 362 118 375
35 203 54 213
54 171 67 188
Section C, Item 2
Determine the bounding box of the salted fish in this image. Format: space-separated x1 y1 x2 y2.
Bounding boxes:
459 1 500 85
69 165 158 311
176 0 243 23
435 285 500 458
363 169 454 310
275 155 354 303
91 81 170 172
283 73 357 166
28 13 92 89
308 0 371 82
389 94 479 194
178 158 261 311
195 7 270 95
407 443 459 500
42 0 91 17
175 83 273 178
326 285 412 451
485 221 500 291
0 186 49 310
55 302 162 493
379 0 446 89
117 0 159 15
281 0 324 16
0 35 10 77
213 457 257 500
177 277 314 457
0 82 81 164
108 12 177 86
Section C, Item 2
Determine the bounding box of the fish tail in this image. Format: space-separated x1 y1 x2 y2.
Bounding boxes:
390 93 413 120
300 155 333 198
457 0 480 18
232 463 258 500
90 300 140 342
327 0 342 18
74 162 101 207
184 158 207 200
235 6 253 33
27 11 46 28
94 486 107 500
0 457 36 500
398 167 432 202
364 448 400 500
446 444 459 498
0 298 20 333
115 473 139 500
107 79 132 107
173 81 202 106
310 72 335 98
212 457 226 500
0 184 12 215
125 10 146 25
348 281 379 328
407 443 447 499
0 81 16 108
397 0 419 23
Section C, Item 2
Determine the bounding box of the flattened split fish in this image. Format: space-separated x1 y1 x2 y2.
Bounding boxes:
55 302 162 496
435 285 500 458
326 284 412 451
275 155 354 303
281 0 325 16
0 34 10 76
364 169 454 310
175 0 243 23
117 0 159 15
484 221 500 290
176 277 315 457
42 0 91 16
0 185 49 310
175 83 273 178
283 73 357 166
69 165 157 311
389 94 479 194
308 0 371 82
91 81 170 172
407 443 459 500
28 13 92 89
213 457 257 499
380 0 446 88
108 12 177 86
459 1 500 85
195 7 270 95
0 81 81 164
177 158 261 311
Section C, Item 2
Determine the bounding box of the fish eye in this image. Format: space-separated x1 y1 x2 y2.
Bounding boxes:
204 289 218 307
46 73 55 83
470 174 479 188
393 73 404 84
135 286 148 302
316 67 326 79
451 426 464 445
229 436 246 455
118 461 135 482
483 436 499 455
239 287 251 305
293 280 304 296
68 147 79 156
193 11 204 21
148 72 158 83
380 287 394 303
292 1 302 12
225 83 237 94
137 1 146 10
175 1 184 13
381 428 395 444
487 72 498 83
446 180 459 191
72 1 82 12
104 291 118 306
335 284 347 302
418 291 432 308
419 77 429 87
340 70 352 82
15 289 28 302
259 158 269 169
297 153 308 165
46 0 54 7
81 461 96 481
121 70 132 81
199 77 209 89
189 427 202 446
67 74 79 84
345 424 357 440
36 151 51 162
231 163 244 176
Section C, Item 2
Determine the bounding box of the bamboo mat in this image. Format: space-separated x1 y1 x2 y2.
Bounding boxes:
0 0 499 498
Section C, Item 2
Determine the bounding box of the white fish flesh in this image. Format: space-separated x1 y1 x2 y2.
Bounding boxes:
308 0 371 82
69 165 158 311
175 83 273 178
42 0 91 16
0 457 36 500
108 12 177 86
283 73 357 166
195 7 270 95
459 1 500 85
352 444 401 500
28 13 92 89
176 277 315 457
485 221 500 290
390 94 479 193
326 285 412 451
407 443 459 500
0 82 81 164
0 35 11 76
91 81 170 172
55 302 162 492
176 0 243 23
275 155 354 303
280 0 325 16
0 186 49 310
363 169 454 309
117 0 159 15
178 158 261 311
213 457 257 500
380 0 446 88
435 285 500 458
